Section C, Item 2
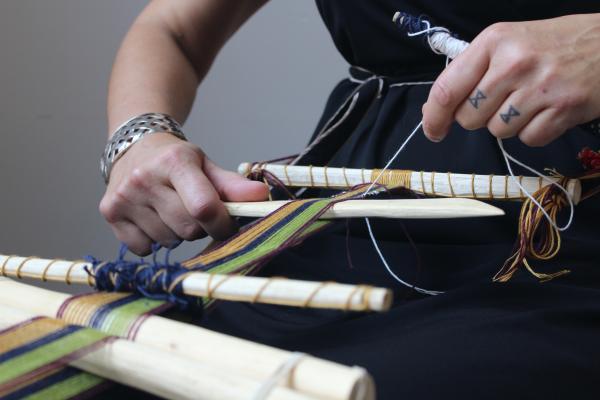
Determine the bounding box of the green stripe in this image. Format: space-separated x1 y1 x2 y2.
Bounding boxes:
23 372 104 400
202 219 330 307
0 329 108 385
210 200 331 275
100 298 165 336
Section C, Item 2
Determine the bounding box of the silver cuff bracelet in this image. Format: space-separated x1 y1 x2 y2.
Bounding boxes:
101 113 186 183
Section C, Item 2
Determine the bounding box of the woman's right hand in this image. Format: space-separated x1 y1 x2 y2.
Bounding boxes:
99 133 269 255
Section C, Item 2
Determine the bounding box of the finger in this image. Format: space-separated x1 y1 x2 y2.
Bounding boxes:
518 108 567 147
454 71 514 131
110 220 153 256
100 191 155 255
128 205 180 247
487 91 544 139
150 186 207 241
422 42 490 141
203 159 269 202
169 158 237 240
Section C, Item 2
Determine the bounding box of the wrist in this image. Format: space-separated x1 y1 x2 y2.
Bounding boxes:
101 113 186 183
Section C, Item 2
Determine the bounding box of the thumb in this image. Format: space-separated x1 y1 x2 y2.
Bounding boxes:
203 159 269 202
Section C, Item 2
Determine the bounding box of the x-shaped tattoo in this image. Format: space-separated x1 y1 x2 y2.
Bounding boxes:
468 89 486 109
500 105 520 124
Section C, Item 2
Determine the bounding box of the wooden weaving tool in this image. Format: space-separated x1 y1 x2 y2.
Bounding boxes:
0 278 374 400
226 198 504 219
0 303 330 400
0 255 391 312
239 162 582 203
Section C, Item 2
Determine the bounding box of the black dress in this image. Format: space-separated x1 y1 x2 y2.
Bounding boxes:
203 2 600 398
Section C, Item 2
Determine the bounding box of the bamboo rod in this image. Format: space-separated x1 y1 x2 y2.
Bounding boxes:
0 255 391 312
0 278 375 400
0 304 318 400
238 163 581 204
225 198 504 219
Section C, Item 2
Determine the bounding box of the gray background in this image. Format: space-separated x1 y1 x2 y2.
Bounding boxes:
0 0 346 292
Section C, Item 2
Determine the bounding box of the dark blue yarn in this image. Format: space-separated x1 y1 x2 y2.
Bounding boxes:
393 11 459 40
393 12 432 35
85 242 203 311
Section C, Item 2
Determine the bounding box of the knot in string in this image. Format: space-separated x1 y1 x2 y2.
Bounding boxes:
85 242 202 310
244 163 297 199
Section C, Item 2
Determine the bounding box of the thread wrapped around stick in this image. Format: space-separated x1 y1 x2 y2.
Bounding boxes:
392 11 469 59
0 253 393 312
239 162 581 202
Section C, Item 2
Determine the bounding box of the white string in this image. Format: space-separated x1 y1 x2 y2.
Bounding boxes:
322 71 440 294
365 217 443 296
390 80 435 88
252 352 305 400
427 31 469 59
400 17 468 59
497 138 574 231
363 120 443 296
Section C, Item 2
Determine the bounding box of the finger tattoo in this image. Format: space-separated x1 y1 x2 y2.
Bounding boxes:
468 89 486 109
500 105 520 124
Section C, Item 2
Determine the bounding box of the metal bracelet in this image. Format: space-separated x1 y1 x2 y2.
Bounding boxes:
101 113 186 183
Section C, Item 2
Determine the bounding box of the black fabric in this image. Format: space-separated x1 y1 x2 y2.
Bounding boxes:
315 0 600 77
203 2 600 399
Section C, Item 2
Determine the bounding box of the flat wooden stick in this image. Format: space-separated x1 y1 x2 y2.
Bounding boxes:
0 254 392 312
0 304 319 400
225 198 504 219
0 278 375 400
238 162 581 204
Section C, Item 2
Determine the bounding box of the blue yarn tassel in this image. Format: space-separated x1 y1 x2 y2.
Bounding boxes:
85 242 203 311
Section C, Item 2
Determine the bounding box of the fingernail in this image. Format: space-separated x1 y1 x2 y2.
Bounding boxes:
428 135 443 143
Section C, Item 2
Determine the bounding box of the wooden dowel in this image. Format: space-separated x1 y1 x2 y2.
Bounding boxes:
225 198 504 219
0 304 318 400
0 255 392 312
0 279 375 400
238 163 581 204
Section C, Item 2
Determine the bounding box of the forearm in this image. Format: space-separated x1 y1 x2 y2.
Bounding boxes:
107 20 198 133
107 0 267 134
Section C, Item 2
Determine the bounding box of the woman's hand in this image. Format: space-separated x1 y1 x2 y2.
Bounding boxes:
422 13 600 146
99 133 268 255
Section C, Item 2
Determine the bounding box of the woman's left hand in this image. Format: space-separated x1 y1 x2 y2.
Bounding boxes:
422 13 600 146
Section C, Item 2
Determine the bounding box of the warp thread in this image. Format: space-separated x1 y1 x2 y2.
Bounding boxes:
494 176 571 282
